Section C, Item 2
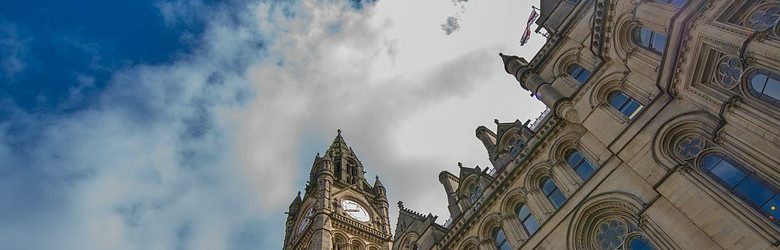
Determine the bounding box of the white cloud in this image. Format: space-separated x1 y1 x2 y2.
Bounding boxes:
0 23 28 80
0 0 547 249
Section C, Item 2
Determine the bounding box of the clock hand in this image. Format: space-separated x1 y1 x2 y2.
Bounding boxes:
345 209 359 212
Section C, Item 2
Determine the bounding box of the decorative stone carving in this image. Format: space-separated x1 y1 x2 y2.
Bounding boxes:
595 219 628 250
718 57 743 89
677 135 705 160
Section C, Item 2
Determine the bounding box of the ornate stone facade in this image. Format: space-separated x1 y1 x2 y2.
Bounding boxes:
391 0 780 249
283 131 393 250
286 0 780 249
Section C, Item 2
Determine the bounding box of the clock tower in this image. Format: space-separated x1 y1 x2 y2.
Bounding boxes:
283 130 393 250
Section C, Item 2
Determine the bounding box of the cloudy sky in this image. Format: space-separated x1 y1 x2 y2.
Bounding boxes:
0 0 545 249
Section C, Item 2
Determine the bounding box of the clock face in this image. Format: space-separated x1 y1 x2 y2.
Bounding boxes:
341 199 370 222
297 207 313 234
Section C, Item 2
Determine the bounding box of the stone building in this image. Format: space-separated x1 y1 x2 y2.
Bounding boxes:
283 130 393 250
393 0 780 249
285 0 780 249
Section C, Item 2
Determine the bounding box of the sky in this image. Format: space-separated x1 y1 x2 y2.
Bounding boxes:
0 0 546 249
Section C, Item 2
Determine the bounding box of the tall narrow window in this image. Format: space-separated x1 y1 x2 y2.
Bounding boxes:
492 228 512 250
516 203 539 235
469 185 481 204
700 153 779 224
608 91 645 119
566 150 598 181
655 0 686 7
567 64 592 83
541 177 567 209
748 69 780 105
633 26 667 54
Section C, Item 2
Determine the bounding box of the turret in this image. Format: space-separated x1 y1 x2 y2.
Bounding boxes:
284 191 303 245
373 176 392 235
499 53 564 109
373 176 387 199
288 191 303 215
476 125 497 161
439 171 462 218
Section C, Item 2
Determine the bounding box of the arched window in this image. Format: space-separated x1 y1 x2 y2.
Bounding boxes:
608 91 644 119
655 0 686 7
492 228 512 250
595 218 657 249
509 137 525 156
627 235 656 250
567 64 592 84
700 153 779 224
469 184 482 204
632 26 667 54
541 177 566 209
516 203 539 235
566 150 598 181
333 237 345 250
748 69 780 105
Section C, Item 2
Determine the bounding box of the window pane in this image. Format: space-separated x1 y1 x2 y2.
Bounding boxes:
701 154 723 170
576 161 596 181
671 0 686 7
568 65 582 76
762 76 780 100
542 178 556 195
494 229 511 250
628 236 655 250
621 100 643 118
550 189 566 209
494 229 507 243
517 203 531 218
761 194 779 224
577 69 591 83
751 73 769 93
651 32 667 54
567 151 584 167
735 175 775 206
710 160 747 187
639 28 652 47
609 92 629 110
523 216 540 235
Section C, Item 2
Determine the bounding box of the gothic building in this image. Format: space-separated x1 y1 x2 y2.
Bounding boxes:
283 131 393 250
286 0 780 249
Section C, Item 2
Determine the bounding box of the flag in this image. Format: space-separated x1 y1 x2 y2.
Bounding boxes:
520 8 539 46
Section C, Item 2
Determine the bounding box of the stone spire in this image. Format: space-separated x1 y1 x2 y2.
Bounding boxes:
288 191 302 214
325 130 366 186
373 175 385 190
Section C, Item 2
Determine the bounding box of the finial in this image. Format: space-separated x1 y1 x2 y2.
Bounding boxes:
297 191 301 196
457 162 463 167
375 175 379 180
337 129 341 136
398 201 404 209
494 119 499 124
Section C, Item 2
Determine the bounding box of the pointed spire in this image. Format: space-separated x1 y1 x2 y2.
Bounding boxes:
294 191 302 203
288 191 303 213
327 129 350 155
373 175 385 189
499 53 527 75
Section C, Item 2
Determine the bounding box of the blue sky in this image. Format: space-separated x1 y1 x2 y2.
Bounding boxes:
0 0 545 249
